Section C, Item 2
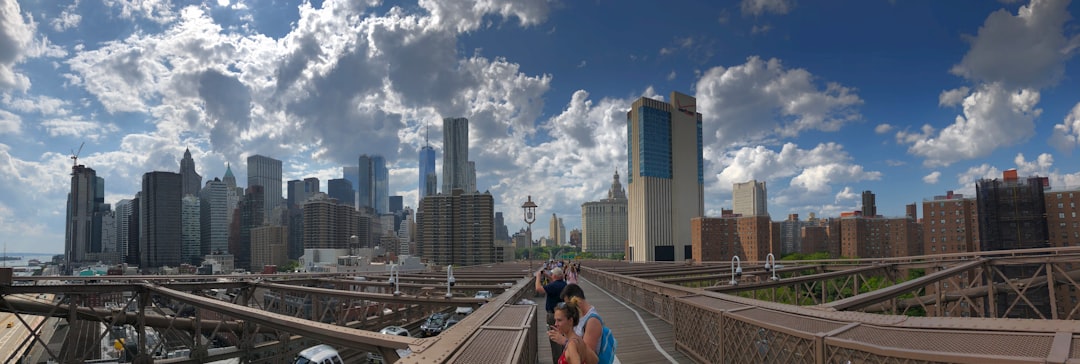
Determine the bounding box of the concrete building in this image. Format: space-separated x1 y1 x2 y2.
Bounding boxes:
732 180 768 217
287 177 320 209
66 165 107 265
200 178 230 256
862 190 877 218
837 216 922 259
442 117 469 193
327 178 354 206
582 170 629 258
114 199 133 263
247 154 282 221
690 215 774 263
302 193 359 250
179 148 202 197
251 225 288 270
140 171 183 268
343 165 360 208
627 91 704 262
922 191 979 255
417 190 495 266
549 213 562 246
233 185 265 271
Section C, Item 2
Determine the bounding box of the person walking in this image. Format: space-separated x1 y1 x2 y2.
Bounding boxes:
536 266 567 363
550 302 599 364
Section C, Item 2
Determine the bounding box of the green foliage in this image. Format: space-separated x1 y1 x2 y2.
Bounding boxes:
280 260 300 272
780 251 832 261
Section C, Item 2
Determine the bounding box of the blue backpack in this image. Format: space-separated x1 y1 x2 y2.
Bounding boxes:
584 312 617 364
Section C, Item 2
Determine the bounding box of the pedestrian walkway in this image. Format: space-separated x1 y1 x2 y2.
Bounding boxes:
535 277 692 363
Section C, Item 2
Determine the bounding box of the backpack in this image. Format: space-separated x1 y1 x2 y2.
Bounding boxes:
584 312 617 364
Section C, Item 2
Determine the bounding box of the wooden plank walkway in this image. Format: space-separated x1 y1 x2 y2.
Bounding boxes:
534 278 693 364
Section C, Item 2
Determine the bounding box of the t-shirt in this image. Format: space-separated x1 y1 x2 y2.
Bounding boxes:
574 306 598 337
543 279 567 312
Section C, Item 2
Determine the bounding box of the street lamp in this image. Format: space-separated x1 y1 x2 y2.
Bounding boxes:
389 263 401 296
522 196 538 271
729 256 742 286
350 235 358 256
445 265 455 298
765 253 779 281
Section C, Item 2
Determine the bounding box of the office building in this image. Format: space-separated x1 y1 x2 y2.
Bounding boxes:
549 213 562 246
66 165 108 264
343 165 360 208
358 154 389 213
251 225 288 269
442 117 469 193
327 178 354 205
288 177 320 209
247 155 282 220
179 148 202 197
181 195 201 264
733 180 768 217
140 171 183 268
200 178 230 256
233 185 265 271
494 212 510 242
417 190 495 266
582 170 629 258
114 199 133 263
627 91 704 261
862 190 877 217
419 144 436 201
467 161 477 192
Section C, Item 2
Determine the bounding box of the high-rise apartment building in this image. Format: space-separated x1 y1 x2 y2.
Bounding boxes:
247 155 282 220
922 191 978 255
181 195 201 264
417 190 494 266
778 214 802 255
690 215 773 263
200 178 230 257
627 91 704 261
419 141 437 201
179 148 202 197
303 193 359 249
467 161 477 192
861 190 877 217
582 170 629 258
442 117 469 193
838 216 922 259
251 225 288 270
66 165 108 264
140 171 183 268
732 180 768 217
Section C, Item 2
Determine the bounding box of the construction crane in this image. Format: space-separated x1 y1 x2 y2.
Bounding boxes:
70 142 84 170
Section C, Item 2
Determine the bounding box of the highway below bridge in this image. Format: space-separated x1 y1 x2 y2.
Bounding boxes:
4 247 1080 363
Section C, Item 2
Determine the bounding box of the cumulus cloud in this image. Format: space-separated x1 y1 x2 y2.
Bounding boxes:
418 0 551 33
51 4 82 32
741 0 793 16
898 83 1040 167
696 56 863 148
41 118 120 142
102 0 177 24
923 171 941 184
0 109 20 134
874 123 893 134
955 152 1080 194
1049 102 1080 153
0 0 34 90
950 0 1079 89
939 87 970 107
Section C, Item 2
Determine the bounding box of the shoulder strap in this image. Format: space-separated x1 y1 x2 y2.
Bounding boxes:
585 312 604 326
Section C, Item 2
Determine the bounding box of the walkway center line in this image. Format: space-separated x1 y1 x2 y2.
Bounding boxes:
582 277 679 364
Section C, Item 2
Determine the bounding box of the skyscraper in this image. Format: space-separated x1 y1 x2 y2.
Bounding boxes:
222 163 242 228
627 91 704 262
582 170 628 257
303 193 359 249
179 148 202 197
66 165 108 264
442 117 469 193
374 156 388 214
343 165 360 208
862 190 877 217
234 185 265 271
467 161 477 192
287 177 320 209
419 143 436 201
549 213 561 246
417 190 494 266
247 155 282 220
327 178 354 205
181 195 201 264
140 171 183 268
200 178 230 256
114 199 133 263
733 180 768 217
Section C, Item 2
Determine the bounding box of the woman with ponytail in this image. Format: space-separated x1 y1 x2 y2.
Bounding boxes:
550 284 602 356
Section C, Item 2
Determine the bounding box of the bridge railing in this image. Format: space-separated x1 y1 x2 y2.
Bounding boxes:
583 264 1080 363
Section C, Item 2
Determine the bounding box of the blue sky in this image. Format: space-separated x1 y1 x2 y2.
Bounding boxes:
1 0 1079 254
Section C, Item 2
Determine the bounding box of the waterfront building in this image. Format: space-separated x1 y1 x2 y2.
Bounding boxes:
247 155 282 221
66 165 107 264
179 148 202 197
442 117 469 193
582 170 629 258
140 171 183 268
627 91 704 261
732 180 768 217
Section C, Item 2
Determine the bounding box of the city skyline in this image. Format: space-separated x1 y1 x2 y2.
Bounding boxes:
2 0 1080 254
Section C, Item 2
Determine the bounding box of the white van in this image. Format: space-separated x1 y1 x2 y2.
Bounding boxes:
294 344 343 364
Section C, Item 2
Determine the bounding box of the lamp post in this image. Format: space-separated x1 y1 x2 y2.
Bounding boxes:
350 235 358 256
445 265 455 298
765 253 779 281
730 255 742 286
522 196 538 271
389 263 401 296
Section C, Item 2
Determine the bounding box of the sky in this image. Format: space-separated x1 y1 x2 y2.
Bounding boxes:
1 0 1079 255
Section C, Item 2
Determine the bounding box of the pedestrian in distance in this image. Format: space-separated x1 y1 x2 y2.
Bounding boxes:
536 266 568 363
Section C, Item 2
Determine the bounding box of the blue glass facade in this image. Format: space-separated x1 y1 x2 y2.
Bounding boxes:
637 106 673 179
419 145 436 199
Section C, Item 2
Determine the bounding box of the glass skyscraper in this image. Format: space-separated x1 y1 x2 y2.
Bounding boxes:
247 155 282 220
419 144 436 200
627 91 704 262
442 117 469 194
358 154 389 213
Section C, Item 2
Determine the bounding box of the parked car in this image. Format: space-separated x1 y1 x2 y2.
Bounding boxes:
368 326 412 363
295 344 343 364
420 313 448 337
474 291 493 299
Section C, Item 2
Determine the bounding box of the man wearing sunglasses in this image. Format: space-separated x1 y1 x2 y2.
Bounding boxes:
535 266 567 363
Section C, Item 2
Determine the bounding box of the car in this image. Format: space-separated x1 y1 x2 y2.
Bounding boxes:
474 291 493 299
420 313 448 337
455 306 474 315
368 327 412 363
378 325 411 337
294 344 343 364
442 313 466 331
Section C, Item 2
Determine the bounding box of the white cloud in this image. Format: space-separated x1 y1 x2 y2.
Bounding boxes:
51 4 82 32
874 123 893 134
0 108 20 134
939 87 970 107
666 70 676 81
751 24 772 34
1049 102 1080 153
41 118 120 142
576 60 586 68
0 0 34 91
898 83 1040 167
834 186 857 204
950 0 1079 89
417 0 551 33
696 56 863 148
102 0 177 24
923 171 941 184
741 0 792 16
3 94 70 115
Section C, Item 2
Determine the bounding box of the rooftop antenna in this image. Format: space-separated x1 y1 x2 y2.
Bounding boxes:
424 123 430 147
70 142 85 171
